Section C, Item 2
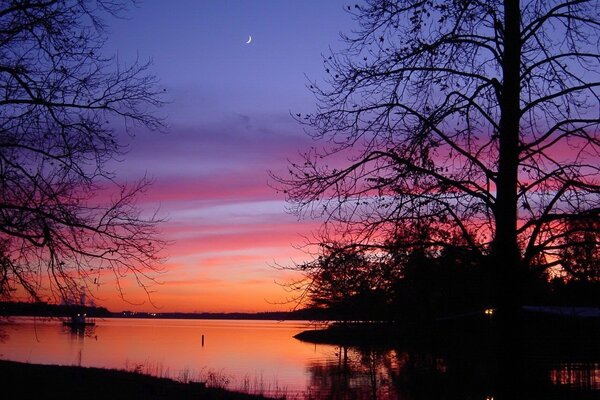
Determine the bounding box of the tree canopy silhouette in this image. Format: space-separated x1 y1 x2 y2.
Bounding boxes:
274 0 600 310
0 0 165 304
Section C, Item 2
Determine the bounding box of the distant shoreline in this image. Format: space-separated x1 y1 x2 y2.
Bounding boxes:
0 359 270 400
0 301 332 321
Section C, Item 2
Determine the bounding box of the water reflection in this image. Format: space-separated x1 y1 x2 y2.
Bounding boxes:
304 345 600 399
307 346 403 399
549 362 600 390
0 317 9 343
2 318 600 399
63 323 97 340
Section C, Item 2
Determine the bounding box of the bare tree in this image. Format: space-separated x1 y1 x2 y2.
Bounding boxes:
0 0 165 304
274 0 600 309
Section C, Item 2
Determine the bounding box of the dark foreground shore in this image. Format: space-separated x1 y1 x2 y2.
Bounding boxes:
0 360 270 400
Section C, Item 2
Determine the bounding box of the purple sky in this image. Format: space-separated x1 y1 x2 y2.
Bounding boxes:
96 1 354 312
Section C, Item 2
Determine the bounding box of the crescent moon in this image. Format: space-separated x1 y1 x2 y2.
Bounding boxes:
246 35 252 44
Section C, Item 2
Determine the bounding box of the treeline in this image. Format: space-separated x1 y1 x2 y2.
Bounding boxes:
0 301 333 321
117 308 333 321
0 301 111 318
299 245 600 323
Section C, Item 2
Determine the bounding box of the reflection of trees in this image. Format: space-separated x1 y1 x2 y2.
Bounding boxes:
305 345 600 399
63 324 97 368
306 346 402 400
305 346 474 400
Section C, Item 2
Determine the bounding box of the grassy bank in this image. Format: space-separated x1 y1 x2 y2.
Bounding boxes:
0 360 272 400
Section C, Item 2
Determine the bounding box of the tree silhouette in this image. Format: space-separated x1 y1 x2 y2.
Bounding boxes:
0 1 165 304
275 1 600 312
559 217 600 282
289 244 397 321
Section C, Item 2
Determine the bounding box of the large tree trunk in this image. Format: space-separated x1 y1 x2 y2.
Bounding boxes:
494 1 524 396
494 0 522 305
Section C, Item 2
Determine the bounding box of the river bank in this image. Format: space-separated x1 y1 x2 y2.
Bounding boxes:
0 360 272 400
295 307 600 353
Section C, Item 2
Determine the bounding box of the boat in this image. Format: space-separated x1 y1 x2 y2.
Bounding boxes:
63 313 96 328
62 290 96 328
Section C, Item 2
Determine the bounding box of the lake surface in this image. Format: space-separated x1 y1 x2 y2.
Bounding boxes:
1 317 600 399
1 318 328 396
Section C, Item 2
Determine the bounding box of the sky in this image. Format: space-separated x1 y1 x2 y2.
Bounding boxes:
94 1 356 313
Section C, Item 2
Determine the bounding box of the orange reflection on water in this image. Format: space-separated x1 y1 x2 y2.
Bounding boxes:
0 317 328 395
5 317 600 398
549 363 600 390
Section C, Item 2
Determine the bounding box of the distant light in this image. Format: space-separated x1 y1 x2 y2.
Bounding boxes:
484 308 495 316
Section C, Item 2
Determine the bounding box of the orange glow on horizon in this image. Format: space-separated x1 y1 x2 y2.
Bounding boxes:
93 269 306 313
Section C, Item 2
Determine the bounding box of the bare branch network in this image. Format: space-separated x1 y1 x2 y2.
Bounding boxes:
0 0 166 304
272 0 600 305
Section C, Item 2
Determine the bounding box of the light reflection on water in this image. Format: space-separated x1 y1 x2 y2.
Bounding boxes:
549 363 600 390
0 317 336 396
1 317 600 399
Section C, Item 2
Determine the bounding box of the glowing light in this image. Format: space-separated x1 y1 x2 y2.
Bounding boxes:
484 308 495 316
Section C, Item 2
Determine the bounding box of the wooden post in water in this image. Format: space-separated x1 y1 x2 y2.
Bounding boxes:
201 334 205 347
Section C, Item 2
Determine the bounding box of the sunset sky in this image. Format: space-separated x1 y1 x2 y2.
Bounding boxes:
95 1 354 312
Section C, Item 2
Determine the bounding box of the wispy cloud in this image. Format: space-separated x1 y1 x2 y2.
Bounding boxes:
100 115 318 312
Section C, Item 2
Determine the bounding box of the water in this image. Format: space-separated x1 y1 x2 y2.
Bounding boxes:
1 317 600 399
0 318 326 395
